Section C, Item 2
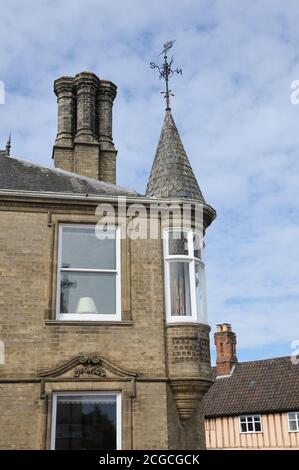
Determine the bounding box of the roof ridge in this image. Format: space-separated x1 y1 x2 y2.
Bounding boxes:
237 355 291 365
212 355 292 369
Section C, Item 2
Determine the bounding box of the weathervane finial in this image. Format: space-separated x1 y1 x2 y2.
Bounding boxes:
150 40 182 111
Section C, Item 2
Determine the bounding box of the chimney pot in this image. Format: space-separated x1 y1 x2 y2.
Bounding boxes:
52 71 118 183
54 76 74 147
222 323 231 332
73 72 100 142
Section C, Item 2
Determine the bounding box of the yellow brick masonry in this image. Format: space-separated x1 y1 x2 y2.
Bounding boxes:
0 199 212 449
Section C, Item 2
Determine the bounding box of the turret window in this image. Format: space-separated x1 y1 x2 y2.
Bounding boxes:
163 229 207 323
168 262 192 316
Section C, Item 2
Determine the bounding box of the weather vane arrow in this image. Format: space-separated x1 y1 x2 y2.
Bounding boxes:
150 40 182 111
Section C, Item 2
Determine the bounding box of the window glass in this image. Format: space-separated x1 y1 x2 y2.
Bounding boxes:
169 262 191 316
60 272 116 315
195 263 203 318
168 230 188 256
240 422 247 433
193 232 202 259
255 422 261 432
61 226 116 270
247 421 253 431
54 395 117 450
289 420 297 431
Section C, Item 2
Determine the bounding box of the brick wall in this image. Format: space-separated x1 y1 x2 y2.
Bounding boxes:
0 199 211 449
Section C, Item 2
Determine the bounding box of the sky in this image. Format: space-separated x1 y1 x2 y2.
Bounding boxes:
0 0 298 363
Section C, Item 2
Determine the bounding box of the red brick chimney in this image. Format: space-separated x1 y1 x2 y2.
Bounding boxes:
214 323 237 376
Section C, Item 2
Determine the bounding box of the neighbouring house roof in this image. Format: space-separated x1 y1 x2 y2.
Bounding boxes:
146 110 206 201
0 154 140 197
203 356 299 417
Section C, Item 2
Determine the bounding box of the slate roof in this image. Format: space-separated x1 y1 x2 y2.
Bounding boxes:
203 356 299 417
0 154 139 197
146 110 205 201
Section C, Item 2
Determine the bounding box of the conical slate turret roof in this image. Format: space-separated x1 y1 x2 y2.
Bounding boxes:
146 110 205 201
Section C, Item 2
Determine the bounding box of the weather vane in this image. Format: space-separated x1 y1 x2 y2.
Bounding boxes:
150 40 182 111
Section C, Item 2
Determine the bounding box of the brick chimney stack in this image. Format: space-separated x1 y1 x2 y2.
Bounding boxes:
214 323 237 376
52 71 117 184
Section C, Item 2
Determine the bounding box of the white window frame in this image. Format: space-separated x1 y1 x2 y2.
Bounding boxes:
288 411 299 432
163 228 207 324
56 224 121 321
50 391 122 450
239 415 263 434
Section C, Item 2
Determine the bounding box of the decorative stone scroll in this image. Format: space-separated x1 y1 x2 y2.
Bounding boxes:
38 354 137 380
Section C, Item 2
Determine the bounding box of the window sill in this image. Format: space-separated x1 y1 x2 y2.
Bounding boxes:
166 321 210 328
240 431 263 434
44 320 134 326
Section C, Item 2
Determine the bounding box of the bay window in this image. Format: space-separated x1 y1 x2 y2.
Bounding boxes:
56 224 121 321
163 228 207 323
51 392 121 450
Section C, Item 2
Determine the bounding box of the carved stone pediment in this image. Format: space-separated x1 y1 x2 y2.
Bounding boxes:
38 354 137 380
